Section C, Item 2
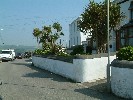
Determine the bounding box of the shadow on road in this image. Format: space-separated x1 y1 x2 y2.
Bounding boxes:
23 69 74 83
12 60 74 83
11 59 125 100
2 81 69 91
0 96 2 100
74 82 125 100
24 59 32 62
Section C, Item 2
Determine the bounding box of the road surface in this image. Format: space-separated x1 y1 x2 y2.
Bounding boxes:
0 59 123 100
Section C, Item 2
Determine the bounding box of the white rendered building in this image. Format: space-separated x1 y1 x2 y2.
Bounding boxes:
69 17 88 48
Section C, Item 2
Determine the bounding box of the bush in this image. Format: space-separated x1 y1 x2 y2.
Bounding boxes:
33 48 70 57
33 49 51 55
70 45 84 55
56 50 69 56
117 46 133 61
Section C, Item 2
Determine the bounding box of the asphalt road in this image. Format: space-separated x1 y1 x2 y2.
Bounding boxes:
0 59 124 100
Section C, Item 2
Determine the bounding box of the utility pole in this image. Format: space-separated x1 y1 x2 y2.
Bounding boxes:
107 0 111 92
0 28 3 85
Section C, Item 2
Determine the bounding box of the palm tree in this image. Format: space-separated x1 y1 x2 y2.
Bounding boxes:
33 28 41 48
40 22 64 54
32 22 64 54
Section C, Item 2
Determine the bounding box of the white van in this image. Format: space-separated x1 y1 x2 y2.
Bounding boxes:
0 49 15 61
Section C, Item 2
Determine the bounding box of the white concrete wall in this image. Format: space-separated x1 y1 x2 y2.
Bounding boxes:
32 57 76 81
111 66 133 99
32 55 116 83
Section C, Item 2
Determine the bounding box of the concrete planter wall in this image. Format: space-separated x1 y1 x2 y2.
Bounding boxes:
32 55 116 83
111 59 133 99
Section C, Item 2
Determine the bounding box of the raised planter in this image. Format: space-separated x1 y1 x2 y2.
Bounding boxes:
32 53 116 83
111 59 133 99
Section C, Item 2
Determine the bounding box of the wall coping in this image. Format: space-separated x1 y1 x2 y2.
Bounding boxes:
33 55 74 63
111 59 133 69
75 52 116 59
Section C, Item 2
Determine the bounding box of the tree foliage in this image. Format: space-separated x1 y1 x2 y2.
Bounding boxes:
78 0 125 53
33 22 64 55
33 28 41 44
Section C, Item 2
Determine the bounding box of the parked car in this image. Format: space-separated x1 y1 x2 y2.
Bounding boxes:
23 52 32 58
0 57 2 63
15 53 22 59
0 49 15 61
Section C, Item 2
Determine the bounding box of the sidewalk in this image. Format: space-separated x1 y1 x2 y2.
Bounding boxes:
76 79 125 100
81 79 107 92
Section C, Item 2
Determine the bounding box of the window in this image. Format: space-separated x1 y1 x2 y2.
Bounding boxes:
2 51 11 54
129 38 133 46
129 1 133 20
69 40 70 48
131 10 133 20
129 28 133 37
74 23 75 32
77 21 80 31
71 38 72 46
74 37 75 45
77 37 78 45
120 30 125 38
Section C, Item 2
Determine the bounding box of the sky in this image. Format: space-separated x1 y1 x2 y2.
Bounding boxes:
0 0 100 46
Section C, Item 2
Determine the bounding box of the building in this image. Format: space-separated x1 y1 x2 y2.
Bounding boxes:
115 0 133 50
69 16 89 48
69 16 116 53
69 0 133 53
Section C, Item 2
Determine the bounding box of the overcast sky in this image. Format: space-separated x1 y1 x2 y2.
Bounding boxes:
0 0 100 46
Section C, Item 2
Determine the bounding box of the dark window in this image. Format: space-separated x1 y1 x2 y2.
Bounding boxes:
77 37 78 45
129 1 133 20
131 10 133 20
2 51 11 54
129 28 133 37
74 37 75 45
120 30 125 38
74 23 75 32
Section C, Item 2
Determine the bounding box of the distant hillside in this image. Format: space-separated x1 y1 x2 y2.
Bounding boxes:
0 45 38 54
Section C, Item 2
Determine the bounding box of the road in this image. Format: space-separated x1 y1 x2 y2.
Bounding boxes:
0 59 123 100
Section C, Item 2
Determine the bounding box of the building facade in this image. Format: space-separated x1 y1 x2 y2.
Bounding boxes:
115 0 133 50
69 17 88 48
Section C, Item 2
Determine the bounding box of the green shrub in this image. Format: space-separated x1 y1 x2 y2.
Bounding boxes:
70 45 84 55
117 46 133 61
56 50 69 56
33 48 69 57
33 49 45 55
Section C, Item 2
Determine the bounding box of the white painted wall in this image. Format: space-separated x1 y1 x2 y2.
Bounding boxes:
111 66 133 99
32 55 116 83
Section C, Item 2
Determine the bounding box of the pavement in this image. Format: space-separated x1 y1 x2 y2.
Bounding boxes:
0 59 125 100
